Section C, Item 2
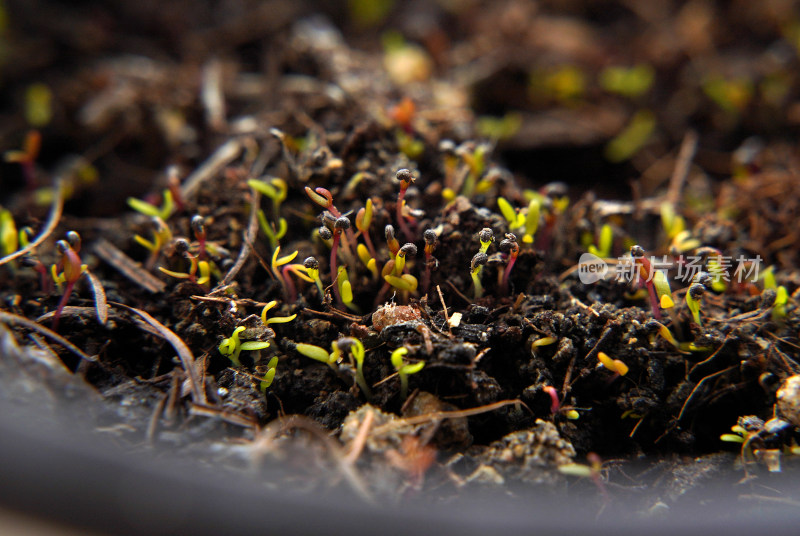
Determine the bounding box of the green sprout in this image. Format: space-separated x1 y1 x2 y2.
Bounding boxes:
259 356 279 394
0 207 18 258
338 338 371 398
470 252 488 300
390 347 425 400
604 109 656 163
219 326 269 367
133 216 173 270
260 300 297 326
599 64 654 99
303 256 325 299
127 189 175 221
588 224 613 258
296 342 338 371
250 177 288 251
355 198 378 262
338 265 361 313
357 243 379 280
159 239 211 286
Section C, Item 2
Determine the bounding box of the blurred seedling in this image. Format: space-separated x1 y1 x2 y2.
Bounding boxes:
394 169 416 241
588 224 613 259
127 187 176 221
599 64 654 99
133 216 173 270
557 453 608 499
497 197 540 245
604 109 656 163
541 385 580 420
219 326 269 367
159 238 211 287
390 347 424 400
4 129 40 189
597 351 629 383
250 177 288 252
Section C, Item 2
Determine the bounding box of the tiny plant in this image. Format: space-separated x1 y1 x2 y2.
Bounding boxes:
421 228 438 294
159 239 211 286
133 216 173 270
588 224 613 258
219 326 269 367
395 169 415 240
51 232 87 330
259 356 279 394
498 233 519 295
337 337 371 398
127 189 175 221
390 347 425 400
260 300 297 326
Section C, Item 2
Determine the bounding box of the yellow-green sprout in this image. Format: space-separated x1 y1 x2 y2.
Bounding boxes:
260 300 297 326
133 216 172 269
260 356 279 394
588 224 613 258
296 342 337 370
303 257 325 298
391 347 425 400
337 266 361 313
219 326 270 367
357 243 378 279
597 351 629 376
599 64 654 99
127 189 175 221
470 252 488 299
0 208 18 257
337 338 370 398
604 109 656 163
652 270 674 309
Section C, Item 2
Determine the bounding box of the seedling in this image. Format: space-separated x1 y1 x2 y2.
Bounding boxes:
542 385 561 415
395 169 415 240
355 198 378 262
0 208 18 258
259 356 279 394
159 238 211 286
630 245 662 319
588 224 613 259
325 216 351 306
127 189 175 221
338 265 361 313
303 256 325 299
51 233 87 330
597 351 629 383
498 233 519 295
391 347 425 400
470 252 488 300
260 300 297 326
357 243 379 280
133 216 172 270
296 342 339 371
421 228 438 294
469 228 493 299
218 326 269 367
338 337 371 398
4 129 40 189
382 243 419 297
251 177 289 252
685 273 711 326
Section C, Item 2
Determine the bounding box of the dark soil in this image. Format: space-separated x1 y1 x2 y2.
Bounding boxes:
3 0 800 518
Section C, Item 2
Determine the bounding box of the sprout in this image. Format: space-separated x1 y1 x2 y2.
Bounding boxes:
391 347 424 400
219 326 269 367
470 252 488 299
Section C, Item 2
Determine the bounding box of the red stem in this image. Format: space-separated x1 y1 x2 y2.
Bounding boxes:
281 265 298 303
330 233 342 306
396 190 413 242
52 281 75 331
501 255 517 295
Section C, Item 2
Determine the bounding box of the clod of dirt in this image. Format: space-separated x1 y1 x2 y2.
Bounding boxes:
467 419 576 485
776 375 800 427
